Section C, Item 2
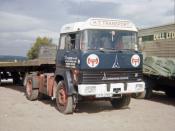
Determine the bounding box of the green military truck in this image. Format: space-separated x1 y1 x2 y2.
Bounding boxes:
137 23 175 98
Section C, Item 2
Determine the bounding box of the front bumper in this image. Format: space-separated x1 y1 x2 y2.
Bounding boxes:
78 82 145 98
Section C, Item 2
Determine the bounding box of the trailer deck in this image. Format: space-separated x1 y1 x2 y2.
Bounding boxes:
0 58 55 70
0 45 57 85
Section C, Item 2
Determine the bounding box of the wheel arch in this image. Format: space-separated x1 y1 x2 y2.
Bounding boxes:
54 70 75 96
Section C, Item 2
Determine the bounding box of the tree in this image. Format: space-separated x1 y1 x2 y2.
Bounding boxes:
27 37 53 59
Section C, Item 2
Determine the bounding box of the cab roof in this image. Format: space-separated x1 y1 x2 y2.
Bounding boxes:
60 18 137 34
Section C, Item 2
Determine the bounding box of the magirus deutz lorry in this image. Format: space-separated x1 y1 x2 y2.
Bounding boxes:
0 18 145 114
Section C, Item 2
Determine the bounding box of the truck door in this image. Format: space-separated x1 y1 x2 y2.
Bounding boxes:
65 33 80 68
56 33 80 69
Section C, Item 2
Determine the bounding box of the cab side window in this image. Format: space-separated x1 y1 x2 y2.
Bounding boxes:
66 34 75 50
59 35 66 49
59 33 80 50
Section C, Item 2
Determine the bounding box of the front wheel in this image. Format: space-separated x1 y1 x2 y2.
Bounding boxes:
56 81 74 114
110 95 131 109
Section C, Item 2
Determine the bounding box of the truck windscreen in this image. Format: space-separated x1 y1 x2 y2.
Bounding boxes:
80 29 137 50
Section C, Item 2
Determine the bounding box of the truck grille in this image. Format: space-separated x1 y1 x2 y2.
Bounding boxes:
79 70 142 84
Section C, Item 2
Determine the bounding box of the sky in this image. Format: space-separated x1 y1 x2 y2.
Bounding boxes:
0 0 174 56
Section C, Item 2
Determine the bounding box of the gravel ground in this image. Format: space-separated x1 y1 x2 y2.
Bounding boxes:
0 84 175 131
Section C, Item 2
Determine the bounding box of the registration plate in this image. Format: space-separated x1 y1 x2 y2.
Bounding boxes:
96 93 112 98
85 86 96 94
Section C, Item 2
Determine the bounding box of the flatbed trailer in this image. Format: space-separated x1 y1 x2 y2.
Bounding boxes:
0 46 56 85
0 59 55 85
0 58 55 71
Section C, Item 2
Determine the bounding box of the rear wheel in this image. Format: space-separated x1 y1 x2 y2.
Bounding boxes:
26 76 39 101
110 95 131 109
56 81 74 114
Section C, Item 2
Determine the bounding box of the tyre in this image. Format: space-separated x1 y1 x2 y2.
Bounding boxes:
25 76 39 101
110 95 131 109
56 81 74 114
